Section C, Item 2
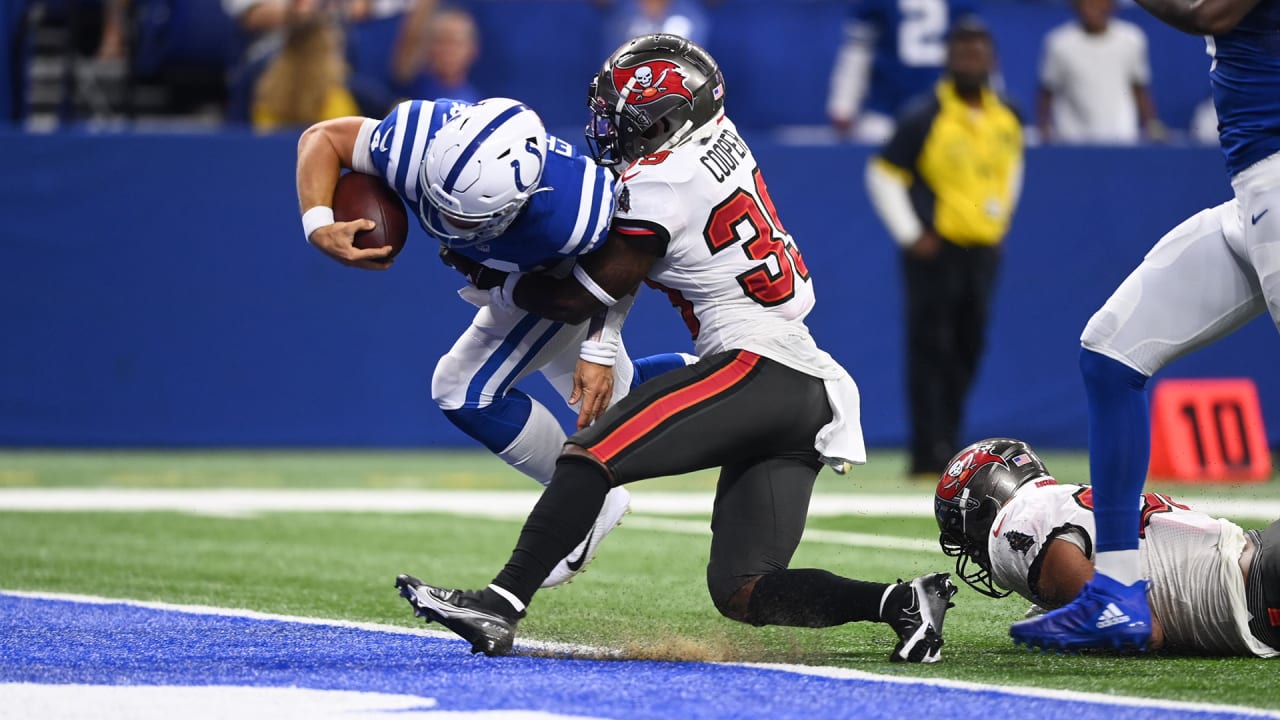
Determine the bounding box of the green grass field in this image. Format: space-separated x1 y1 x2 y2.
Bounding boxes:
1 449 1277 712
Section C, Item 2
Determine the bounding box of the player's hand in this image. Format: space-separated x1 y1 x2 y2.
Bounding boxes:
570 359 615 430
309 219 395 270
907 230 941 261
439 247 508 289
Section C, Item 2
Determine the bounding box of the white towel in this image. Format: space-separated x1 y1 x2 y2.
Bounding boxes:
815 370 867 474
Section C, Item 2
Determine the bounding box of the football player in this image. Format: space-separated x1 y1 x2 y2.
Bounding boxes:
827 0 982 142
395 34 959 662
295 97 693 587
1010 0 1280 652
936 439 1279 657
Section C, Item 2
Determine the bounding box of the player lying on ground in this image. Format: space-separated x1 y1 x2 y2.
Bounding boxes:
1009 0 1280 653
393 33 958 662
935 438 1279 657
295 97 693 587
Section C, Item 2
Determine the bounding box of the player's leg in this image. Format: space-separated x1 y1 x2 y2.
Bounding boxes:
1244 519 1280 656
703 454 958 663
1012 200 1266 651
903 246 956 475
630 352 699 389
399 351 775 653
432 306 578 485
1230 154 1280 334
948 244 1000 454
535 345 696 586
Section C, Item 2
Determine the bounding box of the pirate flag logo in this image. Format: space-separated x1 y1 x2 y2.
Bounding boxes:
612 60 694 106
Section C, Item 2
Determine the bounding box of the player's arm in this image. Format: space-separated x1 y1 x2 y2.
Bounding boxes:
866 102 935 257
295 117 394 269
510 232 658 325
571 292 637 429
827 19 877 137
1037 538 1167 648
1133 0 1262 35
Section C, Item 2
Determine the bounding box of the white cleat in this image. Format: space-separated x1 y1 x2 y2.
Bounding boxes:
541 486 631 588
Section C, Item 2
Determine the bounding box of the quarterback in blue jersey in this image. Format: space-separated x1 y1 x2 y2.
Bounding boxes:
296 97 691 587
1010 0 1280 653
827 0 980 142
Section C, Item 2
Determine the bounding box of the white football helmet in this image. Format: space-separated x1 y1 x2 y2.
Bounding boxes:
418 98 549 247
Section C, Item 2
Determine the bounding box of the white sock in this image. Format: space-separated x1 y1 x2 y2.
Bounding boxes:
487 583 526 614
497 399 567 487
1095 550 1142 586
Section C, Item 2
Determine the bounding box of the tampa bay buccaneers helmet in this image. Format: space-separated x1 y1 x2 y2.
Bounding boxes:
586 33 725 168
934 438 1053 598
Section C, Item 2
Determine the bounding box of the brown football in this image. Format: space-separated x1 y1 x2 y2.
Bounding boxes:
332 172 409 260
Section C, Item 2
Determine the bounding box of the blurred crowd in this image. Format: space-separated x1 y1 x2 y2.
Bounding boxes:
1 0 1217 145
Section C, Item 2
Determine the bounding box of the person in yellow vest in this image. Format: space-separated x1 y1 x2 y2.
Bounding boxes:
252 14 360 131
865 18 1023 478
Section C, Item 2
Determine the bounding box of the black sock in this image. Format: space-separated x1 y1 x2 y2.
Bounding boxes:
744 569 893 627
491 455 611 606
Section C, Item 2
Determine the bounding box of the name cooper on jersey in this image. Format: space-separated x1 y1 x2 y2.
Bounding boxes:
700 127 749 183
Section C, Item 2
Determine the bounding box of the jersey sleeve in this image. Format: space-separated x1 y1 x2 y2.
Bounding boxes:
611 173 684 257
879 98 936 173
357 98 469 204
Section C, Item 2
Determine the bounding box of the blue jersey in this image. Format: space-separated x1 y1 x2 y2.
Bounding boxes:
1209 0 1280 176
359 99 616 272
852 0 980 116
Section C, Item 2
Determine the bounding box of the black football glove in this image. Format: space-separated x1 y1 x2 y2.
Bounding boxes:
439 247 508 290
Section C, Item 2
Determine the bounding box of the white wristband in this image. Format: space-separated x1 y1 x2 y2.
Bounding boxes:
302 206 335 243
579 339 620 367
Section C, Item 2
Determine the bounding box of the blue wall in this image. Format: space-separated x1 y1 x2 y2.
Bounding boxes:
1 131 1276 449
461 0 1210 136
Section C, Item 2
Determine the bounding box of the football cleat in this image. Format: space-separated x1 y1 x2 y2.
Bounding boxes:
1009 574 1151 653
884 572 958 663
395 574 523 656
541 485 631 588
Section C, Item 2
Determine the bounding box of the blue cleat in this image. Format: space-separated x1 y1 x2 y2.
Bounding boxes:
1009 574 1151 653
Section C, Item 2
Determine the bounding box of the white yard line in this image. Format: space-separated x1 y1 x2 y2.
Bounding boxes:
0 488 1276 520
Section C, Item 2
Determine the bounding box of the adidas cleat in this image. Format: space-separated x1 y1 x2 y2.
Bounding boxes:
395 574 523 656
1009 574 1151 653
541 485 631 588
884 572 958 663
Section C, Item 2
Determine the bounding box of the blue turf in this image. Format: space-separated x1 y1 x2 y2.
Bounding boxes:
0 594 1264 720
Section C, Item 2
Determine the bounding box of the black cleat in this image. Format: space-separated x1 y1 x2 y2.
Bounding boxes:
395 574 523 656
884 572 958 663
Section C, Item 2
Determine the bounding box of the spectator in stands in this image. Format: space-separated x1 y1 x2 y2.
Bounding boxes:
390 0 480 103
865 19 1023 478
1190 96 1218 146
224 0 320 122
599 0 710 56
827 0 980 144
96 0 128 61
1036 0 1162 144
252 14 359 130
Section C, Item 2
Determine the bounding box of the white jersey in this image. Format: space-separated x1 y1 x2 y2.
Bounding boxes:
611 116 866 467
613 117 840 380
1039 19 1151 144
989 482 1276 657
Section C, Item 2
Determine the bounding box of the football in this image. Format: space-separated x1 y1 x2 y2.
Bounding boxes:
332 172 409 260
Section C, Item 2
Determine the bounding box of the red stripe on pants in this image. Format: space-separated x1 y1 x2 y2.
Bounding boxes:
588 351 760 463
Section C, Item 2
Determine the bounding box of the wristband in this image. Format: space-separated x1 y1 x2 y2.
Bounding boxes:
302 206 335 243
579 339 620 366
